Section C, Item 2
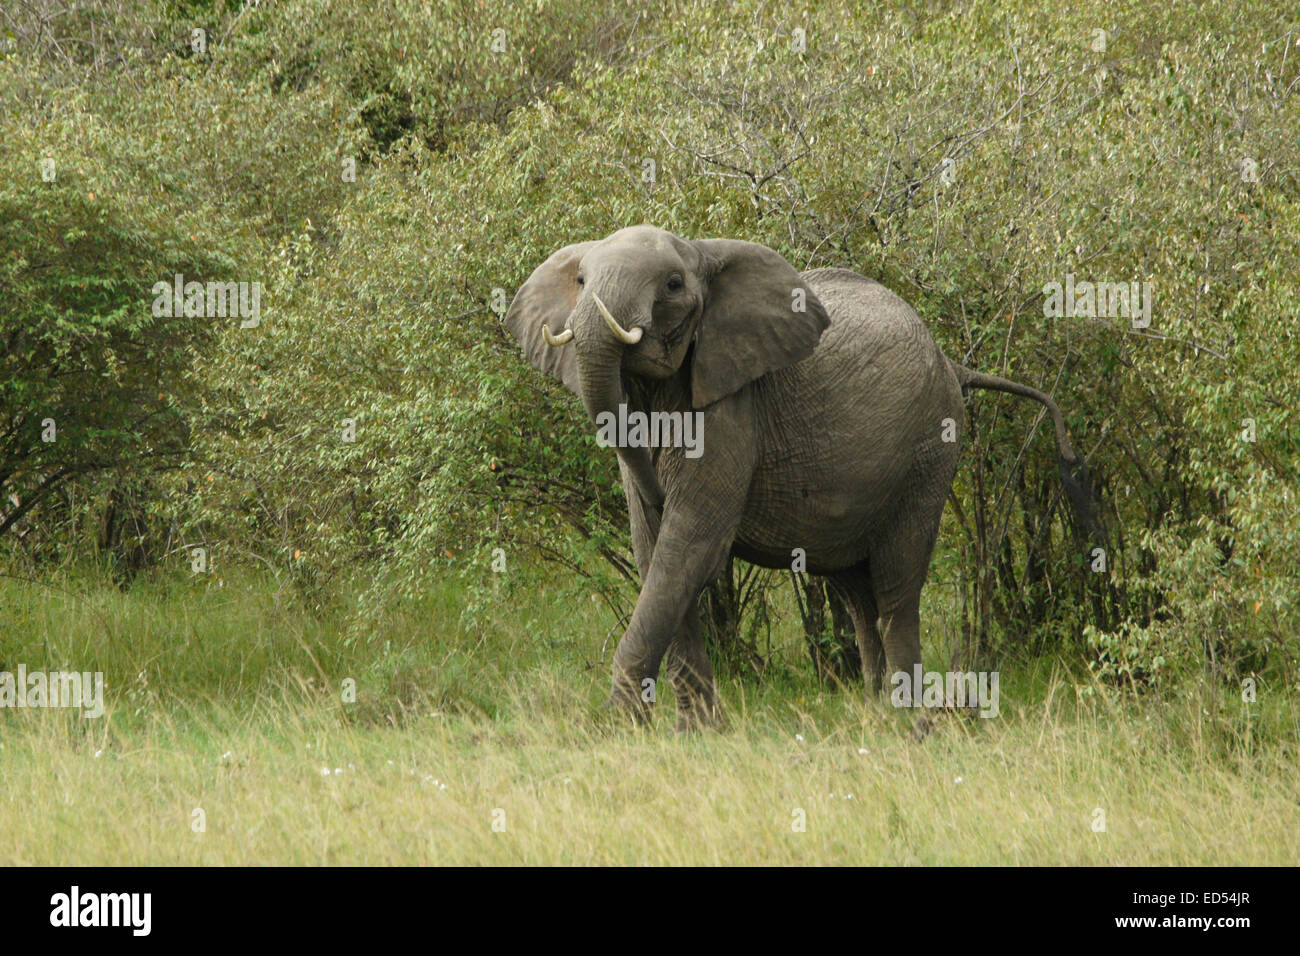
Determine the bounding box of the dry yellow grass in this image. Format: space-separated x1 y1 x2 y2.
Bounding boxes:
4 672 1296 865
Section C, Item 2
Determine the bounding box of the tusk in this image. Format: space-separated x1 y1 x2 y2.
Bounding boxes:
592 292 643 344
542 325 573 347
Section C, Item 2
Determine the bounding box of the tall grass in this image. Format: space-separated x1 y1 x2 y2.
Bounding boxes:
1 569 1296 865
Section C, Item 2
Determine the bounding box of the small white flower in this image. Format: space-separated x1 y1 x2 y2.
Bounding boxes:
220 751 232 761
795 734 805 742
321 767 331 776
954 776 964 784
858 748 870 755
93 749 104 759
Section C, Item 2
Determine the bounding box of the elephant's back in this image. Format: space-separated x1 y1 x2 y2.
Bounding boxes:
802 268 932 353
797 267 950 410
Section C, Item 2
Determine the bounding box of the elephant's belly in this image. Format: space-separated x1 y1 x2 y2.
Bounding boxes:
731 535 870 575
732 462 906 574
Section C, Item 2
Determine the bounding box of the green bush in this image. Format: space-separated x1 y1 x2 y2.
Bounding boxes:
0 57 236 559
3 0 1297 690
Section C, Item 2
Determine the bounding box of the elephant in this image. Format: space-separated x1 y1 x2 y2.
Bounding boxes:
504 225 1093 730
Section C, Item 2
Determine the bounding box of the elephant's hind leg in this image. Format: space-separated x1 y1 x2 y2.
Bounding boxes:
869 434 959 704
870 527 939 706
827 566 886 695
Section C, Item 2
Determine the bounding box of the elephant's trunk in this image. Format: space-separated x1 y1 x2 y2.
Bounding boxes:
572 292 665 512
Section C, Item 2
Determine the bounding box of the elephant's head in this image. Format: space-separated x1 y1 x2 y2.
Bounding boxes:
503 225 830 509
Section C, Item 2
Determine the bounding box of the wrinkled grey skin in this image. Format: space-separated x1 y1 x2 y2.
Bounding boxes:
504 225 1087 731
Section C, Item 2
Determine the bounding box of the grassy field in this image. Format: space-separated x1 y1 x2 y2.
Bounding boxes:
1 568 1296 866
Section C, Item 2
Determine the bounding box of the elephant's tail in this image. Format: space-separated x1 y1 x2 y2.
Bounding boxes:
949 360 1100 537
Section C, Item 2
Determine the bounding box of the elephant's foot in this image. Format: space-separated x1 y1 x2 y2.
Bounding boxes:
908 700 988 741
599 683 653 729
673 695 727 735
910 713 935 741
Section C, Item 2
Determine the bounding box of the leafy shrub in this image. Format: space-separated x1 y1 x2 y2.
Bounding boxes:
4 0 1297 690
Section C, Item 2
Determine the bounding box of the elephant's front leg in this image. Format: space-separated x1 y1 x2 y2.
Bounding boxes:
608 446 752 723
662 603 723 732
619 460 722 731
608 508 743 719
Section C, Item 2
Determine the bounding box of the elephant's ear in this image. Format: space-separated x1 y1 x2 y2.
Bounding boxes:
502 241 597 397
689 239 830 409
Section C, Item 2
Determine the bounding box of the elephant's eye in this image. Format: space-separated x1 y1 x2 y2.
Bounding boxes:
666 274 683 292
576 275 584 285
